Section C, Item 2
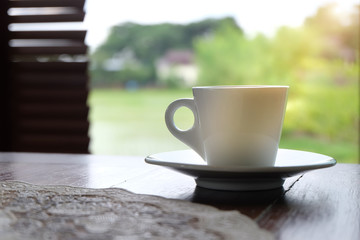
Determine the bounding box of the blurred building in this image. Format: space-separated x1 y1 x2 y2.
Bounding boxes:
156 49 198 86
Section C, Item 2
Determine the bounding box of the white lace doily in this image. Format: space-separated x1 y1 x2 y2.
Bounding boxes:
0 181 274 240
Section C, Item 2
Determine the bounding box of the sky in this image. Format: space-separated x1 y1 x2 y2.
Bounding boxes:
84 0 358 50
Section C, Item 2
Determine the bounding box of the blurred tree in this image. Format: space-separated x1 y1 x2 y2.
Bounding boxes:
194 22 321 87
194 22 248 85
90 17 241 87
304 3 359 62
194 3 359 144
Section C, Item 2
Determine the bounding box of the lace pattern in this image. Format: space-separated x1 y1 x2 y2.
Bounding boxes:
0 181 274 240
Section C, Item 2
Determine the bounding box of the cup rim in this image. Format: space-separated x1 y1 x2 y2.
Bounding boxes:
193 85 289 89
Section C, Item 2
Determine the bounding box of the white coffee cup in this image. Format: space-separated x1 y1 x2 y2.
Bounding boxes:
165 85 289 167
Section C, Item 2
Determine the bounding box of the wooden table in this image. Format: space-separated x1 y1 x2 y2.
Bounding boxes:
0 152 359 240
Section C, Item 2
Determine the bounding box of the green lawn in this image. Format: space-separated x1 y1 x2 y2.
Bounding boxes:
88 88 358 163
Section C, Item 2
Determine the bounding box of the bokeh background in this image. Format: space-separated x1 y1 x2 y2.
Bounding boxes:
84 1 359 163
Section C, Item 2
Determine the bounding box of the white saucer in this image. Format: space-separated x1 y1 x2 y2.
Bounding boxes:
145 149 336 191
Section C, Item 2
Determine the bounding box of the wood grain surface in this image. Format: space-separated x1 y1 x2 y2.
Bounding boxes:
0 152 359 240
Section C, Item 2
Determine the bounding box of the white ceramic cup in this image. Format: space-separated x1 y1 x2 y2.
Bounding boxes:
165 85 289 167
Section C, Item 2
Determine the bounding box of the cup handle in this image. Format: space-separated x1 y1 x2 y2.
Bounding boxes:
165 98 205 160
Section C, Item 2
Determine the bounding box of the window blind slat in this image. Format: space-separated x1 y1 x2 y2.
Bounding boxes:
13 73 88 88
9 0 85 9
9 12 85 23
11 45 87 55
12 62 88 72
10 30 87 40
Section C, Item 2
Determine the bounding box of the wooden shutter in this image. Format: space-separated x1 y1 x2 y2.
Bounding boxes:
0 0 90 153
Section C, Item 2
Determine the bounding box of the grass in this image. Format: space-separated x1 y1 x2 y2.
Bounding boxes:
88 88 359 163
279 135 358 164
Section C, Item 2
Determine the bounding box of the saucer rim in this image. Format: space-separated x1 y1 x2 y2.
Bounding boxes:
145 148 336 173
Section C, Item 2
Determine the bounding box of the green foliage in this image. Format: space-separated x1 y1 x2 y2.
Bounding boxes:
194 23 325 88
304 4 359 56
193 4 359 145
194 24 252 85
161 75 186 89
283 83 358 141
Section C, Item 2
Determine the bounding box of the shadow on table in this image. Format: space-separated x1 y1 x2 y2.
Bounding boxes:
190 186 285 212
